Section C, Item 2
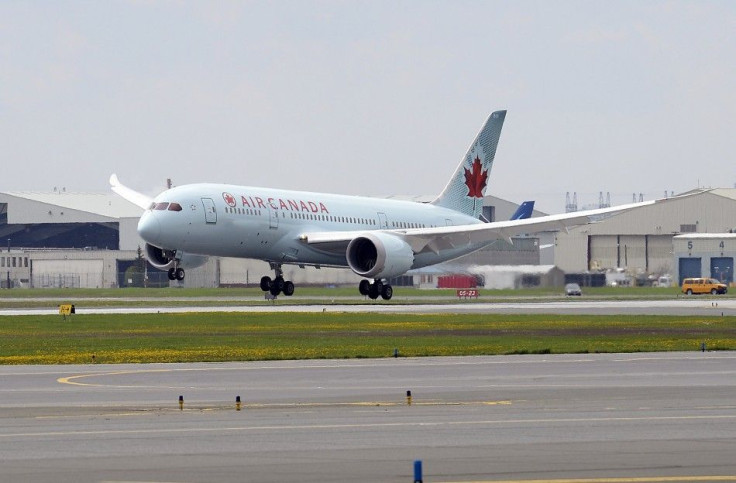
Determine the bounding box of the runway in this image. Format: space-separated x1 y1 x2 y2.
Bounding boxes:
2 352 736 482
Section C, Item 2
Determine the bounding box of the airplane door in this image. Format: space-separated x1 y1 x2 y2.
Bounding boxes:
202 198 217 224
268 207 279 229
377 212 388 229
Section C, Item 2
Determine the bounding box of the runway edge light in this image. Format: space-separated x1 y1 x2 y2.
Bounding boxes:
179 395 184 411
236 395 241 411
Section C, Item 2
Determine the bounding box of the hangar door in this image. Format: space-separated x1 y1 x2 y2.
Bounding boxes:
589 235 647 270
590 235 672 273
647 235 674 275
678 257 701 285
589 235 618 269
32 259 104 288
710 257 734 284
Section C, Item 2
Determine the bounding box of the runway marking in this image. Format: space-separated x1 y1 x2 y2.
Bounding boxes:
58 369 176 388
55 360 736 389
436 477 736 483
2 414 736 439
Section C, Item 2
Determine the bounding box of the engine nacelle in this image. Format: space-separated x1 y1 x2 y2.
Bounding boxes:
144 243 209 270
346 232 414 279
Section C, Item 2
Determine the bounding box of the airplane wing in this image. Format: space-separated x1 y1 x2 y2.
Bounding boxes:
300 198 659 255
109 174 154 210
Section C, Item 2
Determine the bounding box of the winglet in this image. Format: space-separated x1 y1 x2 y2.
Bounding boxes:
109 174 154 210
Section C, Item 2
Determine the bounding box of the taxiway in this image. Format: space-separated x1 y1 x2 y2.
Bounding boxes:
2 297 736 316
2 352 736 482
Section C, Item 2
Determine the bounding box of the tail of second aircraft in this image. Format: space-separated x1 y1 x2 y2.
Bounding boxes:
431 110 506 219
510 201 535 220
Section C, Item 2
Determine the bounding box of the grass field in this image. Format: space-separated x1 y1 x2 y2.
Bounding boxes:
1 312 734 364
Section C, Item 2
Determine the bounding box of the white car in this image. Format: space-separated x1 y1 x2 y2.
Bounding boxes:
565 283 582 296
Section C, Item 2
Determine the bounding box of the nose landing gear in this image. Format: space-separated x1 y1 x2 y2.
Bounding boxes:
359 279 393 300
260 263 295 297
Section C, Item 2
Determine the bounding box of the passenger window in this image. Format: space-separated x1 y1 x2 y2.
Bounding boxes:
168 203 182 211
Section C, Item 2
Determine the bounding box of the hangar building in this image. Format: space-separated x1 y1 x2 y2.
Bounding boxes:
0 190 146 288
672 233 736 285
554 189 736 284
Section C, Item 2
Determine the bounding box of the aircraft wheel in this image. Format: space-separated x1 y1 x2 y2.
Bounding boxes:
260 276 271 292
380 284 393 300
167 268 176 281
359 279 371 296
269 284 281 296
368 284 380 300
175 268 185 281
283 281 295 296
273 276 285 291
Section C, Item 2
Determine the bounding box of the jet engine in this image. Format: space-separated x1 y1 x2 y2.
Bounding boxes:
346 232 414 279
144 243 209 270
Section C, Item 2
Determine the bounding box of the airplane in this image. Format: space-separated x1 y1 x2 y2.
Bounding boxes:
111 109 657 300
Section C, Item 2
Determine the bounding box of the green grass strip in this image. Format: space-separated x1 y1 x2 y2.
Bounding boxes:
1 312 735 364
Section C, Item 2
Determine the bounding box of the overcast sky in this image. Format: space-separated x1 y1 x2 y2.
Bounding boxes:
1 1 734 213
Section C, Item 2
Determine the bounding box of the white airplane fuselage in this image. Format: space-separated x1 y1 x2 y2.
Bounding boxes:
140 183 487 271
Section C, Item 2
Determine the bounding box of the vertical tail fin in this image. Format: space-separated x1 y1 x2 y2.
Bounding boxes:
431 110 506 218
510 201 535 220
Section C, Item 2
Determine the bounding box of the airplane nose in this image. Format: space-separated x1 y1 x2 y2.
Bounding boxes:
138 212 161 243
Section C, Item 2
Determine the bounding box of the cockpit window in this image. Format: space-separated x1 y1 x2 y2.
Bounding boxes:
154 202 169 210
168 203 183 212
148 202 156 210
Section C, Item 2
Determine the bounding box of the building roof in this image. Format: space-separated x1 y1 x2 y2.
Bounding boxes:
1 191 143 219
675 188 736 202
673 233 736 239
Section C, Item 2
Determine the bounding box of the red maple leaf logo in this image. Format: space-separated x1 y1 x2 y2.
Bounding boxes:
464 156 487 198
222 192 236 207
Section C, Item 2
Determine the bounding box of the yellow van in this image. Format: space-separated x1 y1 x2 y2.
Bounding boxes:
681 278 728 295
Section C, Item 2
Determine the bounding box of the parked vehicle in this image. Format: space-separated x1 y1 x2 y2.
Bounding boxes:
681 278 728 295
565 283 582 296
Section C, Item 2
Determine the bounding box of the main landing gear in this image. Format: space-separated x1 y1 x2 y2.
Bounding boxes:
167 267 185 281
359 279 393 300
260 263 295 297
